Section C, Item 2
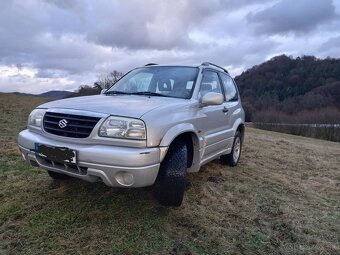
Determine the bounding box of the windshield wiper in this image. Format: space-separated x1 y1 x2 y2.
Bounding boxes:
130 91 170 97
105 90 131 95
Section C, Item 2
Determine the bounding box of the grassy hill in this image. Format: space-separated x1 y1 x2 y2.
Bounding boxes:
8 90 73 99
0 93 339 254
39 90 74 99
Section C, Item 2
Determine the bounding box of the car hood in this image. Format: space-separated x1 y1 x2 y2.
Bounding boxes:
38 95 183 118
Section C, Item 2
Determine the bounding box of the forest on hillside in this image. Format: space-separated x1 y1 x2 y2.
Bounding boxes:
235 55 340 123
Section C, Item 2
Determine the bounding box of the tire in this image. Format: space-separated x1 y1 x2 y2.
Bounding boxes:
155 139 187 207
47 170 71 180
220 131 242 166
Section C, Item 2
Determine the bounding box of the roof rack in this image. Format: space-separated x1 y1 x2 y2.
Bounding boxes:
201 62 228 73
144 63 158 66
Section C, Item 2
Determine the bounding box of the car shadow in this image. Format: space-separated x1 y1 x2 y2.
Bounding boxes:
41 158 226 219
46 177 166 213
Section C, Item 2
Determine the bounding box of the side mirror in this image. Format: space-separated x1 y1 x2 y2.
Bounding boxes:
200 92 224 106
101 89 107 95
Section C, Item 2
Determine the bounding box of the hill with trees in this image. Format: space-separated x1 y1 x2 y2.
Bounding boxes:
235 55 340 123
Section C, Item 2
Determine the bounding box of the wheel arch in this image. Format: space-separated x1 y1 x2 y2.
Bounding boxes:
232 118 245 138
237 123 245 143
159 124 201 172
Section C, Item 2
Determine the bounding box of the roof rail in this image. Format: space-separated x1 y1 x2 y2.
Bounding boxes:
201 62 228 73
144 63 158 66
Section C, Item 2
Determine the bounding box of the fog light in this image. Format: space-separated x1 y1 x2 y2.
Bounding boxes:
115 171 134 186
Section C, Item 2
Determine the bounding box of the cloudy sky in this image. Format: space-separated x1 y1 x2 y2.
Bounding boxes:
0 0 340 94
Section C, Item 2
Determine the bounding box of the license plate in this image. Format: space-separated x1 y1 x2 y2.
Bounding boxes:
35 143 77 164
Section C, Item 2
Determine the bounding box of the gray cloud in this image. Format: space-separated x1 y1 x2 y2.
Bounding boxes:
44 0 272 50
318 35 340 57
0 0 339 93
247 0 338 35
83 1 231 50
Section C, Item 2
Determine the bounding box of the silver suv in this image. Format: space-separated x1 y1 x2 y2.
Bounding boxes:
18 62 245 206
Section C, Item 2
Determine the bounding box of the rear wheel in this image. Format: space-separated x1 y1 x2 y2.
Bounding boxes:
220 131 242 166
47 170 71 180
155 139 187 207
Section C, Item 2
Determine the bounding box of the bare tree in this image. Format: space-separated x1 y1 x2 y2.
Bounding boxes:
95 70 124 89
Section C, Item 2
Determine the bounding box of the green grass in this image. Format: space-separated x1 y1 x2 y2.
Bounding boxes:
0 93 339 254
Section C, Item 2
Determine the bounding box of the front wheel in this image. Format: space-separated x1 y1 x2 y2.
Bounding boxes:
220 131 242 166
155 139 187 207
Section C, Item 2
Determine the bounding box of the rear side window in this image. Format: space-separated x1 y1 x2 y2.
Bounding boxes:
200 71 222 96
220 73 238 101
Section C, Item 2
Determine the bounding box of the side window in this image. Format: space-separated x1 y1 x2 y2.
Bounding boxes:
200 71 222 96
220 73 238 101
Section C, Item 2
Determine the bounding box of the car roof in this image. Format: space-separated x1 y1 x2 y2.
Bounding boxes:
142 62 229 74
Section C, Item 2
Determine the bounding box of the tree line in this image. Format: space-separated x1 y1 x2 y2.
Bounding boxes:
66 70 124 97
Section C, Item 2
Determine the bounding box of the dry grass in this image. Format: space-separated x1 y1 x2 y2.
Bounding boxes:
0 93 339 254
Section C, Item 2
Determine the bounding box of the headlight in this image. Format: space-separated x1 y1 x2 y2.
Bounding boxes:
28 109 46 128
99 116 146 140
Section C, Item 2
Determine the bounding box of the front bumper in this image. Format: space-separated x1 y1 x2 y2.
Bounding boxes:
18 129 161 187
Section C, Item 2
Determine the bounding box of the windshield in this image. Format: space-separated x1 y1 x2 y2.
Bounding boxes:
106 66 199 99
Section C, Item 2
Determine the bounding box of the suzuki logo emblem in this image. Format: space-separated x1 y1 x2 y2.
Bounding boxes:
58 119 68 128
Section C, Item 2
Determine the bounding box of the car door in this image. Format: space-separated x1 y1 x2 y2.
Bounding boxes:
199 70 230 161
219 72 241 146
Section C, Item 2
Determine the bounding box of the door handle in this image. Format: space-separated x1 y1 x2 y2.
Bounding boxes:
222 106 229 113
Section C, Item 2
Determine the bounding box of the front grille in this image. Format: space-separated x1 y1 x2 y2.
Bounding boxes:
43 112 101 138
